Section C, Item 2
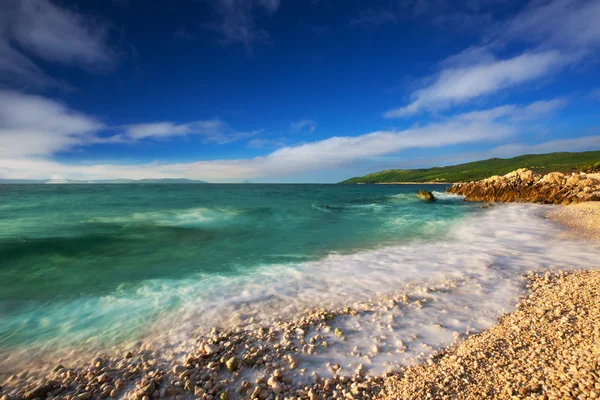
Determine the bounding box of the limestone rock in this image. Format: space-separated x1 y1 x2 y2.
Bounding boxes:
447 168 600 205
416 190 436 202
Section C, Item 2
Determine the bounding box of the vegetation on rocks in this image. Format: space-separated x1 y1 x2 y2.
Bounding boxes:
340 150 600 184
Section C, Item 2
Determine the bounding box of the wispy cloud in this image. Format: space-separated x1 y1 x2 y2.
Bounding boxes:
385 0 600 118
490 0 600 51
0 90 258 157
0 90 104 157
1 99 562 181
349 0 513 29
488 135 600 158
0 0 116 89
208 0 281 50
121 120 259 144
247 138 286 148
385 50 566 117
290 119 316 134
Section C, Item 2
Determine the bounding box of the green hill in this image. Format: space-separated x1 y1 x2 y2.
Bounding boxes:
340 150 600 184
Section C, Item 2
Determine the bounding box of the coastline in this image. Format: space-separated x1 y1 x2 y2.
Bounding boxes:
2 199 600 400
374 182 453 185
380 201 600 400
379 269 600 400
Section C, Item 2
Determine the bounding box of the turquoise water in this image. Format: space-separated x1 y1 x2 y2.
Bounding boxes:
0 183 466 352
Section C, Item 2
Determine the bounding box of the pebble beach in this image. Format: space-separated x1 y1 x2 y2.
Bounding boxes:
379 201 600 400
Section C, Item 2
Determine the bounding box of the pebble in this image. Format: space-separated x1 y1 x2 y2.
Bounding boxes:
381 270 600 400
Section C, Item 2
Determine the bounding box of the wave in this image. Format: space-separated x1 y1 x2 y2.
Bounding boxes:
432 191 464 201
5 203 600 377
87 207 240 227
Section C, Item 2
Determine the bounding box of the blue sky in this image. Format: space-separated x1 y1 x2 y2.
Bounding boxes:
0 0 599 182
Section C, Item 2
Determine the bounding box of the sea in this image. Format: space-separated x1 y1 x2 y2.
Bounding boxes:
1 183 599 377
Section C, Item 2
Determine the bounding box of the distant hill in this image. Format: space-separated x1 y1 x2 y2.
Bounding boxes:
0 178 209 184
340 150 600 184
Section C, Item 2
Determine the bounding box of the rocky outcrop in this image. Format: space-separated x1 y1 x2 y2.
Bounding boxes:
416 190 436 202
447 168 600 205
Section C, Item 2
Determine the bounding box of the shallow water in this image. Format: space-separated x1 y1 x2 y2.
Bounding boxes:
1 184 599 378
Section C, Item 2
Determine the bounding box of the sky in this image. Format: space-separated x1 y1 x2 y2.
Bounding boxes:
0 0 599 182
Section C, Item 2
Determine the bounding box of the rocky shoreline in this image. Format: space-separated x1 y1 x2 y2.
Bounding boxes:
1 287 443 400
447 168 600 205
6 265 598 400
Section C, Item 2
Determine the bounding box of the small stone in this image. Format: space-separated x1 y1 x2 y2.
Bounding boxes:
205 344 220 355
225 356 237 371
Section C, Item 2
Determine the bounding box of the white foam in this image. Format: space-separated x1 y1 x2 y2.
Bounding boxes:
88 207 239 227
4 203 600 380
138 203 600 377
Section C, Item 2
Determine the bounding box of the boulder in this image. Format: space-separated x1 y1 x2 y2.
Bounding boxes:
538 172 564 185
416 190 436 202
503 168 539 184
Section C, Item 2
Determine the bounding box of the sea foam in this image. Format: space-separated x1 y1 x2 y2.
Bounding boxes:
2 203 600 379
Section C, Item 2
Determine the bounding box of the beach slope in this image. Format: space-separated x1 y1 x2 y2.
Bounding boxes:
379 269 600 400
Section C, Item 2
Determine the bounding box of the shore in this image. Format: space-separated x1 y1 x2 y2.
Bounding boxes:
1 200 599 400
547 202 600 242
379 269 600 400
374 182 452 185
380 201 600 400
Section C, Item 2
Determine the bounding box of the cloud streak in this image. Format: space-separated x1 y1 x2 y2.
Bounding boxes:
385 0 600 118
121 121 258 144
0 90 259 157
385 50 566 117
1 99 563 181
0 0 115 89
0 90 104 157
208 0 281 50
290 120 316 133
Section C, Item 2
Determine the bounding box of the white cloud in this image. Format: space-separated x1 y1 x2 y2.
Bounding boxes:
121 120 259 144
485 135 600 158
0 89 570 182
0 0 114 88
247 138 286 148
493 0 600 51
0 90 104 157
385 51 565 117
290 119 316 133
386 0 600 118
1 103 536 181
0 91 259 157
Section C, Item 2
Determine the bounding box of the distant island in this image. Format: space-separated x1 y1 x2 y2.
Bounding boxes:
0 178 208 184
340 150 600 184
